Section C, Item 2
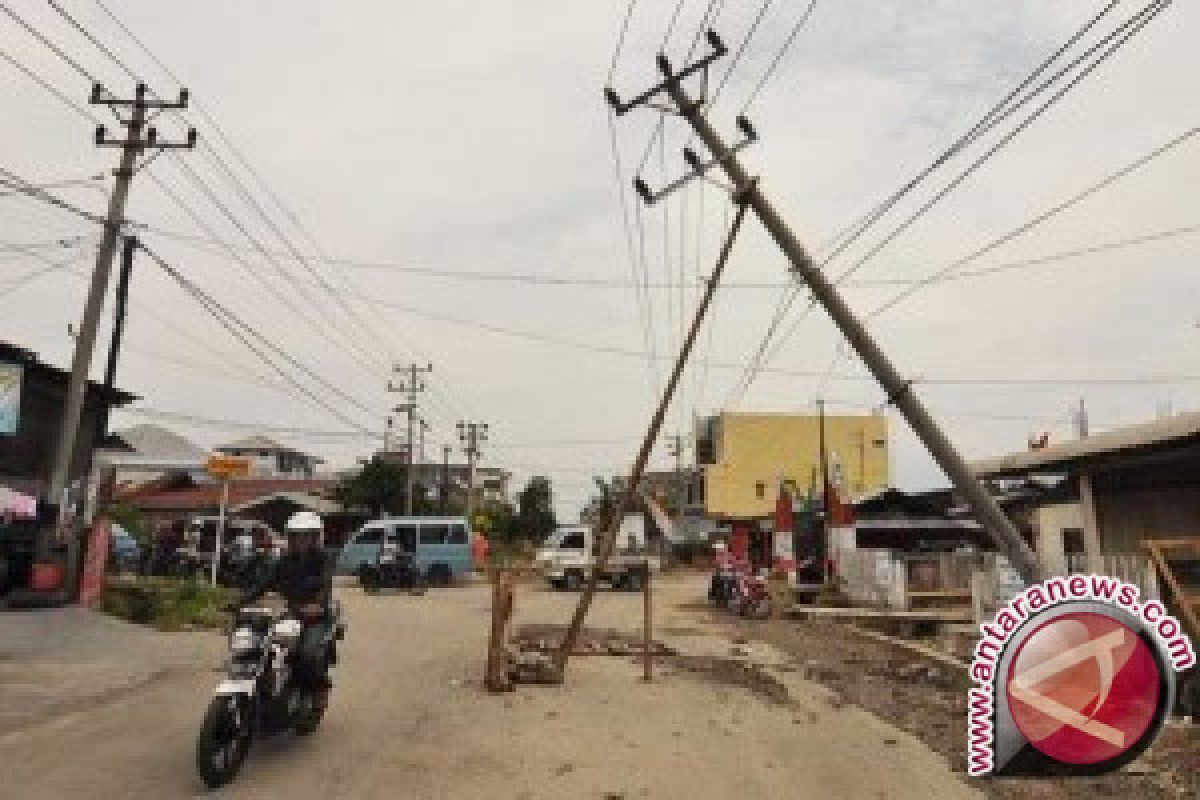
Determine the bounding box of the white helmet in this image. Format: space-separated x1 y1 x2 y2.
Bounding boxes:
285 511 323 534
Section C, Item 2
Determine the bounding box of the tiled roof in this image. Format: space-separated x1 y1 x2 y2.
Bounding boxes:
126 478 336 511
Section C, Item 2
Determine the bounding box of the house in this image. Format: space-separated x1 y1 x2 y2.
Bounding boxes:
972 413 1200 574
100 423 207 492
0 342 135 498
215 435 324 479
695 411 889 520
375 450 511 508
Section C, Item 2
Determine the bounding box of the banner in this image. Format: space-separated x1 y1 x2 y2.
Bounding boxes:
0 362 21 434
78 519 112 608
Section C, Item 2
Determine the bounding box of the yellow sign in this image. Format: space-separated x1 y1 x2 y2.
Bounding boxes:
206 454 252 479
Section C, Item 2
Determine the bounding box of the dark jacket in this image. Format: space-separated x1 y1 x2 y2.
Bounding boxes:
240 548 333 610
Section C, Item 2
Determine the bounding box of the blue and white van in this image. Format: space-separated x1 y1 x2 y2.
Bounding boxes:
336 516 472 585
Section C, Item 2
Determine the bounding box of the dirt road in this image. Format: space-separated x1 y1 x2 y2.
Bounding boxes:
0 574 978 799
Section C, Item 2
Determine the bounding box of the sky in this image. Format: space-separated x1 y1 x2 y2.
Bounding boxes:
2 1 1198 520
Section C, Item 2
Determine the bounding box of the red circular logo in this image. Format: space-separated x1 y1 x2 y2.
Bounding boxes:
1006 611 1161 765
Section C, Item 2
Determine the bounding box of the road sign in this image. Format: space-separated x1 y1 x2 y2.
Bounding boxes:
206 454 252 480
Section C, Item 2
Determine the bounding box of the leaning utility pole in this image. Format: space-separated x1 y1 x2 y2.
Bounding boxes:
457 421 488 526
389 363 432 515
605 32 1038 583
47 83 194 506
92 236 137 449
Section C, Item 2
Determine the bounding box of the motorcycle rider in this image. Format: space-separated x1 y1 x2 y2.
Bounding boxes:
236 511 335 705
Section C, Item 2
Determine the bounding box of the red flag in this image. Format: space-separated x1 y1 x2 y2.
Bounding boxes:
824 479 855 527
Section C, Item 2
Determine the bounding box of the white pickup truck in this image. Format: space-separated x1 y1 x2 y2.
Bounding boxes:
535 516 660 592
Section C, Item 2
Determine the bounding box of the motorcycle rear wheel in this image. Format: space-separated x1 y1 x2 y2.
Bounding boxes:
293 690 326 736
195 695 253 789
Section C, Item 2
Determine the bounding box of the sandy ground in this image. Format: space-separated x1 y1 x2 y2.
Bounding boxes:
0 573 978 799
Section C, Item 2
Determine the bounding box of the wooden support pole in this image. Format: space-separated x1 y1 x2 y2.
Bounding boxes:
554 199 751 676
486 570 515 693
643 561 653 682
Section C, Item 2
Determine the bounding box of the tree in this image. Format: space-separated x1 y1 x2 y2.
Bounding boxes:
333 457 432 516
515 475 557 544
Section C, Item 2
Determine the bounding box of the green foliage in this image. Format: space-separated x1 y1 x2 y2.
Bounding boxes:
101 577 237 630
106 503 151 545
332 456 434 516
516 475 556 544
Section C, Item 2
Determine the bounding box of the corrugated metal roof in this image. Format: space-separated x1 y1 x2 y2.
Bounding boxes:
972 412 1200 477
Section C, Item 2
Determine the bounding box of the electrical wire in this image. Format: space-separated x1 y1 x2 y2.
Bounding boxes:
736 0 818 114
0 1 96 82
729 0 1169 405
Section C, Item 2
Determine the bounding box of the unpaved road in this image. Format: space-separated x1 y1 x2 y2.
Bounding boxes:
0 574 978 799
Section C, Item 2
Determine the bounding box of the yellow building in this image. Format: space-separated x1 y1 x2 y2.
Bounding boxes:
698 411 889 519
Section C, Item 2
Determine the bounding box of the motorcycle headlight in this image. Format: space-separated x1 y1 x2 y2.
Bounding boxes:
230 628 260 654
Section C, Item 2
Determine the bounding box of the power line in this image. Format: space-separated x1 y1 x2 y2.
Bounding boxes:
729 0 1170 405
737 0 818 114
605 0 640 84
139 242 380 432
0 42 102 123
46 0 140 83
0 1 96 82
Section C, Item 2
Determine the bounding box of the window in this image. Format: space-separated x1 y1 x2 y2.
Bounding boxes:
356 528 383 545
562 533 586 550
394 525 417 551
755 481 765 499
419 524 449 545
448 524 468 544
1062 528 1086 555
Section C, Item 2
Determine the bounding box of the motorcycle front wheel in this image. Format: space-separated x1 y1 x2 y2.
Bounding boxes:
292 689 326 736
196 694 253 789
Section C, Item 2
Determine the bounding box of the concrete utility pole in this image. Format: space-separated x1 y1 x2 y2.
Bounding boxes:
441 444 452 514
457 421 488 526
1076 397 1089 438
48 83 195 506
92 236 137 449
389 363 432 515
665 432 685 539
606 32 1039 583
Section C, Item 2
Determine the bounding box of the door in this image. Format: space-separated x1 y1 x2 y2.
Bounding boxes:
337 526 385 574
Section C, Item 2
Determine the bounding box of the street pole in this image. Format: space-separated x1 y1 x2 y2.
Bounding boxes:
47 83 194 505
388 363 431 516
666 432 685 543
212 478 229 586
92 236 136 449
457 421 488 527
605 40 1038 582
441 444 452 514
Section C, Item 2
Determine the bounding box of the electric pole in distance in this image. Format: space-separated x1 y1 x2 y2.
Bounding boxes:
457 421 488 528
47 83 194 559
389 363 432 516
441 444 452 514
605 31 1039 582
665 433 686 542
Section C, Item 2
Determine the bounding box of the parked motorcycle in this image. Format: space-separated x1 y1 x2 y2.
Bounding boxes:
195 603 345 789
726 567 772 619
357 548 425 595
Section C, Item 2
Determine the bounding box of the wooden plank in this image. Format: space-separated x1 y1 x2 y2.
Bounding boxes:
1143 539 1200 644
785 605 973 623
907 590 971 599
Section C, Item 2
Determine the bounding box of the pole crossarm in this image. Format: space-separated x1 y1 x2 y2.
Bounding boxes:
603 30 727 116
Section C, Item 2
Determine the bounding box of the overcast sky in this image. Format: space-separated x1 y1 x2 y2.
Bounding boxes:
2 1 1198 519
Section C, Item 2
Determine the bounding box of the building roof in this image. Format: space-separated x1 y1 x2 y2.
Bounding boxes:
0 341 136 405
112 424 205 460
971 412 1200 478
125 478 336 512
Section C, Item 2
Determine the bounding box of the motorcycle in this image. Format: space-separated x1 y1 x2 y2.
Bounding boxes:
357 547 425 595
195 602 345 789
727 567 772 620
